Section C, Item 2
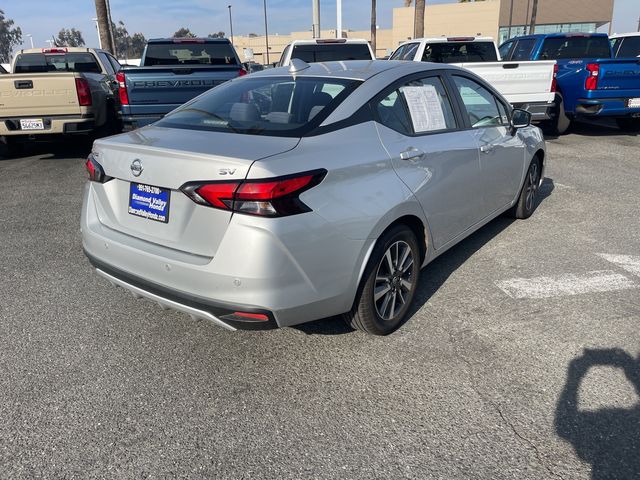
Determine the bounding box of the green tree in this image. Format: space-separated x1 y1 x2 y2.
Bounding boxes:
208 31 225 38
112 20 129 58
129 32 147 58
56 28 85 47
0 9 22 63
173 27 196 38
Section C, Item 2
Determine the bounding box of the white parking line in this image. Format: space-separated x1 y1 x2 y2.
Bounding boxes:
495 270 637 299
598 254 640 278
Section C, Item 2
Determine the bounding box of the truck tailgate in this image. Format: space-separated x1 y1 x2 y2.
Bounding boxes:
596 58 640 95
457 61 556 104
0 73 80 117
123 66 241 115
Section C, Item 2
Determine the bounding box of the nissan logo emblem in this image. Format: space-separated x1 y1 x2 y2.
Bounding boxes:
130 159 143 177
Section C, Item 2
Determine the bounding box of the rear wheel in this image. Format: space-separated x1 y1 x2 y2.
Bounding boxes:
344 225 421 335
542 96 571 136
509 157 541 219
616 117 640 132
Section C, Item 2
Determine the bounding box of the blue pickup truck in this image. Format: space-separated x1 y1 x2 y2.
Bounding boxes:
117 38 246 130
499 33 640 133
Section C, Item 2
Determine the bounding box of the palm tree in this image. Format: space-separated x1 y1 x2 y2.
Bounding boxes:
371 0 376 57
415 0 425 38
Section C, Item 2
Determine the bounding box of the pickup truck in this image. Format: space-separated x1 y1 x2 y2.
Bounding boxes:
117 38 246 130
0 47 122 154
277 38 375 67
610 33 640 58
390 37 556 121
499 33 640 133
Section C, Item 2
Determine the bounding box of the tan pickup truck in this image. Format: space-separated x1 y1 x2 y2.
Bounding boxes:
0 47 123 154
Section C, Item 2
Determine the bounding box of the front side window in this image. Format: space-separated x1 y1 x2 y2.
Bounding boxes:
375 76 457 135
157 76 360 137
400 43 420 61
452 76 506 128
498 41 514 60
98 52 115 75
389 44 406 60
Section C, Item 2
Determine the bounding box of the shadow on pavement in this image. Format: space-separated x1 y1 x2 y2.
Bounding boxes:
0 138 93 161
544 119 639 140
296 178 555 335
555 348 640 480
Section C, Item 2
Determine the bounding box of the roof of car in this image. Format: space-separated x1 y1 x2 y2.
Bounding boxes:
251 59 455 81
610 32 640 39
507 32 609 41
17 47 107 54
288 38 370 45
148 38 231 43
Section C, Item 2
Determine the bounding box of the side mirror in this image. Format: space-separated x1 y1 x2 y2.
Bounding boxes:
511 108 532 132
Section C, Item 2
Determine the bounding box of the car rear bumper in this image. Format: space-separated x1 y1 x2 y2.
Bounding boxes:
512 102 552 121
81 182 368 329
574 98 640 117
0 114 96 136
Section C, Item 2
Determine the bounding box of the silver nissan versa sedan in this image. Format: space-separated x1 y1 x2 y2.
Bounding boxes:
82 59 545 335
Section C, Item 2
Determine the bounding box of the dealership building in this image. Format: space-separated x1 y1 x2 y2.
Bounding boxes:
233 0 615 62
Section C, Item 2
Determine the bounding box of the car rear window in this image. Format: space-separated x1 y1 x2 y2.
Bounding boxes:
157 76 361 137
14 53 101 74
421 42 498 63
290 44 372 63
143 41 239 66
539 36 611 60
612 37 640 58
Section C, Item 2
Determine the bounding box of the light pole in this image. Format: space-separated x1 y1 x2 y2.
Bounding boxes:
263 0 270 64
228 5 234 44
26 34 34 48
92 18 103 49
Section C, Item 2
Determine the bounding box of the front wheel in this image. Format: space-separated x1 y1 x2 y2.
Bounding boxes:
616 117 640 132
344 225 421 335
509 157 541 220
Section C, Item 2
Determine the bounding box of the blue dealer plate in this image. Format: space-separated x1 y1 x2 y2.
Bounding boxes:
128 182 171 223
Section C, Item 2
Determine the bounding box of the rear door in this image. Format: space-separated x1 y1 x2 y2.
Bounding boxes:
373 72 483 250
449 74 525 216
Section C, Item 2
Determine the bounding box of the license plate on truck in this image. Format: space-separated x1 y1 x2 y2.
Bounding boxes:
628 98 640 108
19 119 44 130
128 183 171 223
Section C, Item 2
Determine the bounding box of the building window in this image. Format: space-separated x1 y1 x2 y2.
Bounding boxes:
499 23 597 44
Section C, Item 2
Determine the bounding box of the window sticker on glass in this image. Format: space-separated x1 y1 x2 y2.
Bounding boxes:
402 85 447 132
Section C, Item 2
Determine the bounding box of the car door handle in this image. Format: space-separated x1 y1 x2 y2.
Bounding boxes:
480 144 495 154
399 148 425 161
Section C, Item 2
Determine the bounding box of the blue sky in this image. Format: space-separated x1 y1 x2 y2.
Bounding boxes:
5 0 639 51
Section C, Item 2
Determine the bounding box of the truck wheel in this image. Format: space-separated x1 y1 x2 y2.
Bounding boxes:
616 118 640 133
542 96 571 136
1 137 23 158
343 225 421 335
94 105 120 139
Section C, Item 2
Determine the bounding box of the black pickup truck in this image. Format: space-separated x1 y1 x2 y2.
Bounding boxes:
117 38 246 130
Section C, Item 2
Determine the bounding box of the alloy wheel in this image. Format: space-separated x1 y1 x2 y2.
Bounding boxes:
374 240 414 321
525 162 540 212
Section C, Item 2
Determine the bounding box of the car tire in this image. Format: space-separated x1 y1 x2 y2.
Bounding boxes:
616 118 640 132
344 225 421 335
509 157 542 220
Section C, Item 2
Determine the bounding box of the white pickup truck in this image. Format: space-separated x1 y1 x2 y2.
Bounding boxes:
391 37 556 121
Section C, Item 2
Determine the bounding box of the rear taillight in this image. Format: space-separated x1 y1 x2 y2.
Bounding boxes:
585 63 599 91
75 78 92 106
85 154 111 183
238 68 248 77
551 64 558 93
116 71 129 105
180 169 327 217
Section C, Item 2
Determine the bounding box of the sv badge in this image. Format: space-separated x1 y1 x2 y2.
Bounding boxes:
219 168 236 176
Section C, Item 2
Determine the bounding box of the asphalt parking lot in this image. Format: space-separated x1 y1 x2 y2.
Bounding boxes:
0 121 638 479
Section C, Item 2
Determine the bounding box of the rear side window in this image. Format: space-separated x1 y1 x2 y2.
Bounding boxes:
98 52 115 75
612 37 640 58
511 39 536 61
539 36 611 60
290 44 372 63
452 76 507 128
421 42 498 63
143 42 239 66
375 76 457 135
157 76 360 137
389 44 406 60
14 53 101 73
